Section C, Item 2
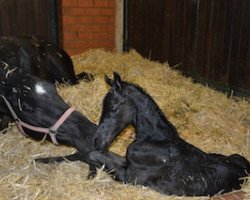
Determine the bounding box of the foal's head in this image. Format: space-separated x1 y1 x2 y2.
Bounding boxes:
94 72 164 151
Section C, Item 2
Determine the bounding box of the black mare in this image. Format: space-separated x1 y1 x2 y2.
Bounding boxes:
91 72 250 196
0 36 93 84
0 64 99 177
0 36 94 131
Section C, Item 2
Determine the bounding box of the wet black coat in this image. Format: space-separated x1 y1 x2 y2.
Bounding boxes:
91 72 250 196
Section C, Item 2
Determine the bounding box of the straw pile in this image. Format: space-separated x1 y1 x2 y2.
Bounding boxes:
0 49 249 200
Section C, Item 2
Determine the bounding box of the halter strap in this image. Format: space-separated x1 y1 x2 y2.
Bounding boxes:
0 95 75 145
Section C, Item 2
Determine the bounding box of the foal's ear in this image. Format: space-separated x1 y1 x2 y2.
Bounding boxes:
113 72 122 90
105 74 113 86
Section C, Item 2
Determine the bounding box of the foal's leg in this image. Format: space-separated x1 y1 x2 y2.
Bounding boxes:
89 151 127 182
35 151 97 179
35 152 84 163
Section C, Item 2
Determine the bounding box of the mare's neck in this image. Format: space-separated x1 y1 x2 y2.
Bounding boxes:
53 109 97 146
64 110 97 137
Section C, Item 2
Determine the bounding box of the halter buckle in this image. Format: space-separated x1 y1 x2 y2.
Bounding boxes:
49 128 57 135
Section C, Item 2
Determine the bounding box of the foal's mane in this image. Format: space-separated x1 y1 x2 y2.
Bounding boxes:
125 81 179 136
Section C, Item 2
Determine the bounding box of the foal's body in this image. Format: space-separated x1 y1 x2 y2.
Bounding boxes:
91 72 250 196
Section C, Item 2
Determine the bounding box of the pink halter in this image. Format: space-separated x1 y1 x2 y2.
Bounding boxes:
1 95 75 145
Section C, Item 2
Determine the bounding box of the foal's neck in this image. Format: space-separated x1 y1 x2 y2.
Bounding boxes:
134 98 178 141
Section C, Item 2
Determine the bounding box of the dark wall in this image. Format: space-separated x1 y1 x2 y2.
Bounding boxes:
0 0 58 44
127 0 250 96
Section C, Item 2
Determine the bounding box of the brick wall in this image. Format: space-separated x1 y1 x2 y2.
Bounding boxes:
61 0 116 55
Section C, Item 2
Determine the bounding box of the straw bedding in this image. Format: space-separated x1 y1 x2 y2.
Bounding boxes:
0 49 249 200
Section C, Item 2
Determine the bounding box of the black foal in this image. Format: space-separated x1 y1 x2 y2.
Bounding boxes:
91 72 250 196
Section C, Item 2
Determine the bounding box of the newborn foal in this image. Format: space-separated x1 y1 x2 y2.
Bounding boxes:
91 72 250 196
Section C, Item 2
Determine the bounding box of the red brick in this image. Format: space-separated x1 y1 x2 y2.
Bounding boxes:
70 8 85 15
62 0 78 7
78 16 94 24
78 32 94 39
89 40 114 48
84 8 101 16
101 8 115 16
80 24 101 32
62 16 77 25
70 41 86 49
100 24 114 31
79 0 93 7
70 8 101 16
61 0 116 54
94 0 109 7
62 7 71 15
63 41 73 49
67 24 101 32
94 16 108 24
63 32 79 40
94 32 112 39
85 40 101 48
108 16 115 24
63 24 81 32
108 0 115 8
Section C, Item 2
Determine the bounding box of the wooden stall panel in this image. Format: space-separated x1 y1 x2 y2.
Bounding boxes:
196 0 232 84
228 0 250 92
127 0 250 96
0 0 58 43
128 0 166 61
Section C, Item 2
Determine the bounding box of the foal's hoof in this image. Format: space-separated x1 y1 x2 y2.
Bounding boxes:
87 170 97 179
87 165 97 179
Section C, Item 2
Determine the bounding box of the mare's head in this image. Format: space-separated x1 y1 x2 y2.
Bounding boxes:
94 72 161 151
0 61 69 127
